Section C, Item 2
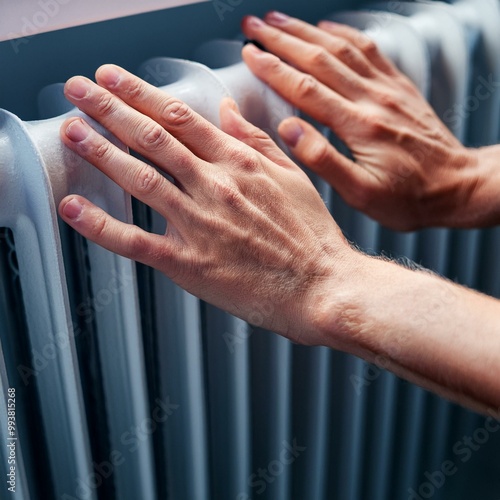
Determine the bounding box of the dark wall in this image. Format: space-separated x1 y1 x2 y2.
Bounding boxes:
0 0 366 120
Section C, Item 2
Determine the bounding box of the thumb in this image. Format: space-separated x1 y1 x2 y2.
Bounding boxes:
278 116 375 208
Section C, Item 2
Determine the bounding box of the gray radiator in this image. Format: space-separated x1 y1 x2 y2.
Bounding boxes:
1 1 500 499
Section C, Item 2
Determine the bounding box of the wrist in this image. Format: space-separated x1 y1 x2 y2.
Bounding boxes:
312 253 431 361
432 144 500 228
268 237 365 346
416 144 475 228
314 250 500 411
465 144 500 227
309 250 388 355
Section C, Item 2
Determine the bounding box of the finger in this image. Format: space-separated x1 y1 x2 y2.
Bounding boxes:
59 195 177 270
241 15 366 97
242 43 356 131
317 20 397 76
219 97 296 169
61 117 189 218
278 117 377 210
261 12 376 78
94 64 233 162
64 75 200 185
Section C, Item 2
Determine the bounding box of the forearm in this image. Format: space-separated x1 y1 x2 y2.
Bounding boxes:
317 255 500 414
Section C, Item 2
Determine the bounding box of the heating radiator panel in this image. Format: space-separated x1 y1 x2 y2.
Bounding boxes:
0 108 101 500
1 1 500 499
29 108 156 499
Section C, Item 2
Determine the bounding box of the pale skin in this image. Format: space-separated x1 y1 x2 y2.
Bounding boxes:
58 13 500 415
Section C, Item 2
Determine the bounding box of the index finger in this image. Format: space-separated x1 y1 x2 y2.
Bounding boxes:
241 43 356 133
241 15 368 93
95 65 241 163
317 20 398 75
246 13 375 78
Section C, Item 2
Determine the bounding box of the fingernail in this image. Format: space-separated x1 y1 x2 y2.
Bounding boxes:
62 198 83 220
97 65 121 88
65 77 91 99
265 11 289 26
66 119 90 142
280 120 303 147
245 16 265 29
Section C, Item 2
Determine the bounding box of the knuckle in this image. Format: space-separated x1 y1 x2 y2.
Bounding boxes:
267 29 283 45
250 126 271 142
160 98 193 127
256 29 292 57
139 122 170 150
295 74 320 100
124 79 145 100
359 37 378 56
124 231 149 258
91 212 108 239
94 92 116 115
134 166 164 196
214 180 244 210
377 91 400 111
305 140 332 170
362 113 391 139
309 47 331 67
94 141 113 161
265 56 284 75
164 191 182 213
231 148 261 172
372 123 391 140
334 40 354 61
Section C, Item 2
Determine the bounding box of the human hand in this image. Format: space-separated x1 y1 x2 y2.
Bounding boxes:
241 12 482 231
57 65 361 345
